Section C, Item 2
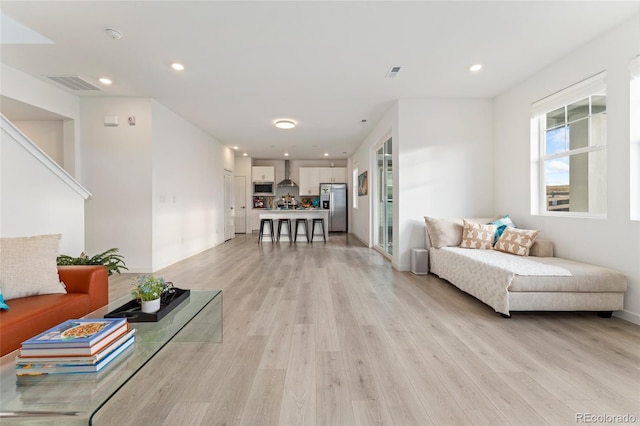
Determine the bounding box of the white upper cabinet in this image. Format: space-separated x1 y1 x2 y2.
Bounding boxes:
299 167 346 196
318 167 346 183
299 167 320 196
329 167 346 183
252 166 275 182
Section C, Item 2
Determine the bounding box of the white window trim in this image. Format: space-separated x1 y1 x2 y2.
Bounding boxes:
531 72 606 117
531 72 607 218
631 55 640 220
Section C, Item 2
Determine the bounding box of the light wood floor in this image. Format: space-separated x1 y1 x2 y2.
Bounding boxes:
93 233 640 425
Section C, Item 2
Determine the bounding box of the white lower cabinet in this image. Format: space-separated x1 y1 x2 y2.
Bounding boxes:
252 210 262 231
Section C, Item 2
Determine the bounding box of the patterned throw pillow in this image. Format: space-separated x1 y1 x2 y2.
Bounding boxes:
487 215 516 244
459 220 497 250
495 227 540 256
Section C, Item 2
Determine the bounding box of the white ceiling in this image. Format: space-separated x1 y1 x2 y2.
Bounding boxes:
1 1 638 160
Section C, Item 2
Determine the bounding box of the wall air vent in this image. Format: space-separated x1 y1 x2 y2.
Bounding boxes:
46 76 102 91
385 66 402 78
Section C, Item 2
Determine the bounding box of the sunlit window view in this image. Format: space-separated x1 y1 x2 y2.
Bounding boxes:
541 94 607 214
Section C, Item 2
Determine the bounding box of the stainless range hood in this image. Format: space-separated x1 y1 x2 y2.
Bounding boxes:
278 160 297 187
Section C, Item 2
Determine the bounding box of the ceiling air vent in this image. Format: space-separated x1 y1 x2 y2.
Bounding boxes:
385 66 402 78
46 76 102 91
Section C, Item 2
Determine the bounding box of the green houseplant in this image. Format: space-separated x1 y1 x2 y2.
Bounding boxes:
57 248 128 276
131 275 167 314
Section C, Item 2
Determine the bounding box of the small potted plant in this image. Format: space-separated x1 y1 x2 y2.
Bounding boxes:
131 275 167 314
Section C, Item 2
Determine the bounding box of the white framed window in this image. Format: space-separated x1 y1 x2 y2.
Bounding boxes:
630 55 640 220
531 72 607 217
353 167 358 209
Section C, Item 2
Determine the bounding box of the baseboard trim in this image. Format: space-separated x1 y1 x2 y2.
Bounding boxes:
614 309 640 325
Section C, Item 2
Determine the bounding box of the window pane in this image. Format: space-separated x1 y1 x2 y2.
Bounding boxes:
567 98 589 122
546 107 565 130
568 119 588 150
544 151 606 213
545 127 566 155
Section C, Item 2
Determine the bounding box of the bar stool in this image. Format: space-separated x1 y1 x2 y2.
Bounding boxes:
311 218 326 243
277 218 292 243
258 218 274 243
294 218 309 243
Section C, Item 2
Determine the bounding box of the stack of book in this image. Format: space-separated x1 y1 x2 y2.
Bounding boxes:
15 318 135 377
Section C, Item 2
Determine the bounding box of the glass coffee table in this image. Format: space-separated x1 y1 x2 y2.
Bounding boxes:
0 290 222 425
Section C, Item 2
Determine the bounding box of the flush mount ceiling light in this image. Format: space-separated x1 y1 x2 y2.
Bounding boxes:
171 62 185 71
98 77 112 85
469 64 483 72
275 120 296 129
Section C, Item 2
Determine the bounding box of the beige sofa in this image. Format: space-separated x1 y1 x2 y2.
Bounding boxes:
423 217 627 317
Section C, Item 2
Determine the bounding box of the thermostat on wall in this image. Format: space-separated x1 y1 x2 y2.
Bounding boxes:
104 115 119 126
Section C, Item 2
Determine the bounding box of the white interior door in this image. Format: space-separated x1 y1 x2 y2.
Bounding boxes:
224 171 234 241
234 176 246 234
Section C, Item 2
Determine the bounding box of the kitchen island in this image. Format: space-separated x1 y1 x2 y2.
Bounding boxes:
259 209 329 242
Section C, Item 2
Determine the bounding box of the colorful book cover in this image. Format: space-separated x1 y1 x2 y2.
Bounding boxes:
16 329 136 366
16 335 135 375
21 318 127 348
19 325 129 357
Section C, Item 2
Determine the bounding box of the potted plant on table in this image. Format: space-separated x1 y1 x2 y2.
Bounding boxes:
131 275 168 314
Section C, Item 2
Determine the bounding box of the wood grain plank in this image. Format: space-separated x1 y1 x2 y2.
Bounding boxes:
94 234 640 425
236 369 286 426
278 324 316 426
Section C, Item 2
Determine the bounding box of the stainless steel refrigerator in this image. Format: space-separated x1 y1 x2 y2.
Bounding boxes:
319 183 347 232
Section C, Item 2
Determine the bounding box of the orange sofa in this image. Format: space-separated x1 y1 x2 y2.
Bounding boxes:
0 265 109 357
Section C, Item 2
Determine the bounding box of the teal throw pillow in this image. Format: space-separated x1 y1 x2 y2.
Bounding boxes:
488 215 516 244
0 288 9 310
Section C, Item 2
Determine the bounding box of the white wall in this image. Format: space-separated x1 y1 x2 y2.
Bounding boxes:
493 16 640 322
0 64 80 178
396 99 494 270
350 103 398 246
0 65 86 254
351 99 493 270
80 98 154 272
1 118 86 254
12 120 64 165
151 100 231 270
80 97 232 272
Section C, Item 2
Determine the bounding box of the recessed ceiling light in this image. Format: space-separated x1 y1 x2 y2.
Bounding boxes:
104 27 123 40
243 153 248 157
171 62 185 71
324 153 329 157
233 146 239 150
98 77 112 85
275 120 296 129
284 152 289 156
469 64 483 72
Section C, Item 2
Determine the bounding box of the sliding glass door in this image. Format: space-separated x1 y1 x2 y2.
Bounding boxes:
376 138 393 256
